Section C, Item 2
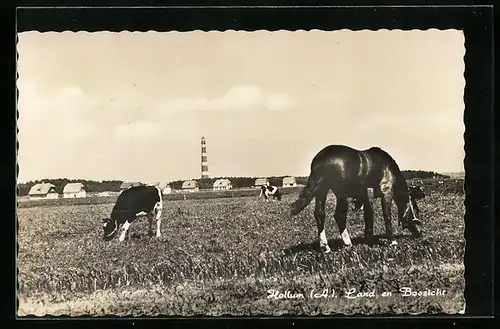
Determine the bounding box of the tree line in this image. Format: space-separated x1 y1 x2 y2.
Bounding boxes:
17 171 448 196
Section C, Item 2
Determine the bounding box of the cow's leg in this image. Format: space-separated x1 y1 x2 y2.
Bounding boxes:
118 221 131 242
314 190 330 253
147 213 154 238
155 202 162 238
334 197 352 247
412 198 420 217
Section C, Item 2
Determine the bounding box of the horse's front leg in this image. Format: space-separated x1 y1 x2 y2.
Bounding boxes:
381 195 397 246
314 192 330 253
361 197 375 243
334 197 352 247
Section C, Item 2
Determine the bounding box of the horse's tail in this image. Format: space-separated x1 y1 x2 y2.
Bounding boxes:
290 173 324 216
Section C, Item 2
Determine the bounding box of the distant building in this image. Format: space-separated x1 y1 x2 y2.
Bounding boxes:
182 180 199 192
62 182 87 198
407 179 424 186
254 178 269 188
28 183 59 200
213 178 232 191
282 176 297 187
119 182 144 191
162 185 172 195
146 181 160 187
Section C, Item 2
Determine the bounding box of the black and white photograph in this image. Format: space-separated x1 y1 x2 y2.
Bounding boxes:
16 28 466 316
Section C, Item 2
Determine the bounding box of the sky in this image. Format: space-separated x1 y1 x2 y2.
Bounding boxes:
17 30 465 183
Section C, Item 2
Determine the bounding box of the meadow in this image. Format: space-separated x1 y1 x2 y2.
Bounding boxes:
17 188 465 316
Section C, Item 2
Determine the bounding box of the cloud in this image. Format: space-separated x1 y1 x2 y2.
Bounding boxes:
154 85 294 113
265 93 294 111
114 121 163 141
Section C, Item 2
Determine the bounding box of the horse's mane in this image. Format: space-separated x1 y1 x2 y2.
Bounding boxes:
367 147 405 178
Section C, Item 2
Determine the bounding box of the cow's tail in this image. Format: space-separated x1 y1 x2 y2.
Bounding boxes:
290 172 324 216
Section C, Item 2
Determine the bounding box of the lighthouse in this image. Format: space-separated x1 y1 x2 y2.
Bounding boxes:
201 136 209 178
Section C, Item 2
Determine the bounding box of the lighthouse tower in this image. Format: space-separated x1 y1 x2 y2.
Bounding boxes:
201 136 209 178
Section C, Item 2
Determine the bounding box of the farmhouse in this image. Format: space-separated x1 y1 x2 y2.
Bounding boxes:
254 178 269 188
62 182 86 198
407 179 424 186
182 180 199 192
28 183 59 200
119 182 144 191
212 178 232 191
282 176 297 187
162 185 172 194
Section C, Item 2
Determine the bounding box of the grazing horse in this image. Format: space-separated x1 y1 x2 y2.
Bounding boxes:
259 183 282 202
290 145 423 253
102 185 163 241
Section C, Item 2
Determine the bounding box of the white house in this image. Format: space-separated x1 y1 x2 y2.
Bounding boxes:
254 178 269 188
181 180 199 192
28 183 59 200
62 182 87 198
162 185 172 195
282 176 297 187
212 178 232 191
119 182 144 191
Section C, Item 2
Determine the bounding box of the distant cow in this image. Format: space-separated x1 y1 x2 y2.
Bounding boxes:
102 185 163 241
407 185 425 217
352 185 425 216
259 183 282 202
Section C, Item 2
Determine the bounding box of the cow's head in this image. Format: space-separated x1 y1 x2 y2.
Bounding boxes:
409 185 425 200
395 188 423 238
102 217 118 240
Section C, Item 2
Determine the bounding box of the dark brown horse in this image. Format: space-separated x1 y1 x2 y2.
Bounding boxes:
290 145 423 253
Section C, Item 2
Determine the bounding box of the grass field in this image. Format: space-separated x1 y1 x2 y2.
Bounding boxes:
17 190 465 316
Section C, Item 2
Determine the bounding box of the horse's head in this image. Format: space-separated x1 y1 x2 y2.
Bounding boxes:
395 189 423 238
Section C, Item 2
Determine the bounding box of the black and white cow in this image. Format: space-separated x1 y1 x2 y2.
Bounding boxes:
351 185 425 216
407 185 425 217
259 183 282 202
102 185 163 241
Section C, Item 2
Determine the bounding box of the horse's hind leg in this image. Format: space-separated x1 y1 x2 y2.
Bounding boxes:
334 197 352 247
314 191 330 253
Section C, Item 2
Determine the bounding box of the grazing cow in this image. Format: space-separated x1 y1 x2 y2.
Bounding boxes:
259 183 282 202
352 185 424 215
407 185 425 217
291 145 423 253
102 185 163 241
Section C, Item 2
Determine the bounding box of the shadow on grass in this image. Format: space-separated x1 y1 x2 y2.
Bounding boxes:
283 233 418 255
